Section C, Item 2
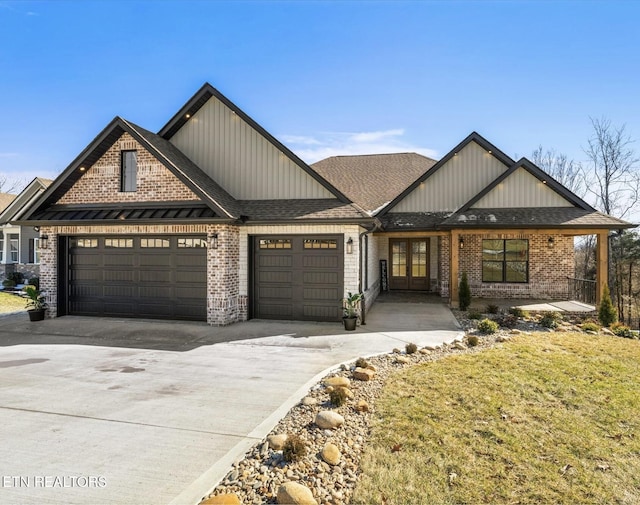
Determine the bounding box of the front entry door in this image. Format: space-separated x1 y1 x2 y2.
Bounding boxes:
389 238 429 290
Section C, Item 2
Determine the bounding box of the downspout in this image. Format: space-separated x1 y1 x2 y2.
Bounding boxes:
358 220 382 326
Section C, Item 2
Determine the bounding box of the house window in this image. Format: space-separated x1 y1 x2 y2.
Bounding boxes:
259 239 291 249
121 150 137 192
141 238 171 248
303 239 337 249
8 234 18 263
70 238 98 248
29 238 39 264
178 237 207 248
105 238 133 248
482 239 528 283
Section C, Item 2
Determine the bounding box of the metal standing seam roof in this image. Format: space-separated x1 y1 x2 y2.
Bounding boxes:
311 152 437 215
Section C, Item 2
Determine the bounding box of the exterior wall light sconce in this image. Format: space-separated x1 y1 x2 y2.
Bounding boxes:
459 236 464 249
210 233 219 249
346 237 354 254
548 237 555 249
40 235 49 250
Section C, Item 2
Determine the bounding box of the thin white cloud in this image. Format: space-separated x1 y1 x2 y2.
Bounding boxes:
281 129 438 163
348 129 404 143
279 135 322 145
0 152 19 158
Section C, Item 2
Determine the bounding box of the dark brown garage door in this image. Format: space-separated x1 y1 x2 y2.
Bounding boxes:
252 235 343 321
67 236 207 321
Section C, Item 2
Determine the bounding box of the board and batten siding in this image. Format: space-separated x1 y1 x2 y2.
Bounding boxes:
170 97 335 200
392 141 509 212
472 167 573 208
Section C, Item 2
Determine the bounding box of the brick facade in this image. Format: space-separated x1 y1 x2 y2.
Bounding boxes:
444 232 574 299
58 133 200 205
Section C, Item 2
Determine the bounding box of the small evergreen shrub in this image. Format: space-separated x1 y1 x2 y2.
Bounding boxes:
2 279 15 288
28 277 40 290
495 314 519 329
7 272 24 284
283 434 307 462
478 318 499 334
329 387 348 407
468 309 482 320
405 342 418 355
508 307 529 318
459 272 471 311
598 285 617 327
466 335 479 347
610 322 634 338
540 312 562 329
580 321 601 333
485 304 500 314
355 357 369 369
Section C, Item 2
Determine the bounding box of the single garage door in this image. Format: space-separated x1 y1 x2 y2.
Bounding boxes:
67 235 207 321
253 235 343 321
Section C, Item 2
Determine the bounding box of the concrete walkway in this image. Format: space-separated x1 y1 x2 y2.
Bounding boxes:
0 301 461 505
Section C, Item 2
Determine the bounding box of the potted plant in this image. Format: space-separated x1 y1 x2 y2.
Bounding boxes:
342 292 362 331
23 285 48 322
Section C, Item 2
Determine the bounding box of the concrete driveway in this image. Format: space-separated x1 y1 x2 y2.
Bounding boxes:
0 300 461 504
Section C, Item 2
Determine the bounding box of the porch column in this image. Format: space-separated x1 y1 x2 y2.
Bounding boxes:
449 230 459 307
596 230 608 305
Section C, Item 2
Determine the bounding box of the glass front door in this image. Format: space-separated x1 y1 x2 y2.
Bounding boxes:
389 238 429 290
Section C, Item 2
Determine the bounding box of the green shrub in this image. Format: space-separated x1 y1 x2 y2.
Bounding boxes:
580 321 601 333
2 279 16 288
508 307 529 318
405 342 418 355
329 387 348 407
610 322 634 338
28 277 40 290
598 285 617 327
468 309 482 320
459 272 471 311
466 335 479 347
485 304 500 314
7 272 24 284
355 357 369 369
282 434 307 462
495 314 519 329
478 318 499 334
540 312 562 329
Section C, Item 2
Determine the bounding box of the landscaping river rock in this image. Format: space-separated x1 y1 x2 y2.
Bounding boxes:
202 307 600 504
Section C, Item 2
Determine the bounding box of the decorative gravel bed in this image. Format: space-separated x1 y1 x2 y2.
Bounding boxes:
202 308 596 505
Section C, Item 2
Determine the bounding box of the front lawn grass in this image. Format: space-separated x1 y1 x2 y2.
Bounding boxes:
352 332 640 505
0 291 26 313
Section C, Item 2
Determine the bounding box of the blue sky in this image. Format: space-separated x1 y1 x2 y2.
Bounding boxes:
1 0 639 208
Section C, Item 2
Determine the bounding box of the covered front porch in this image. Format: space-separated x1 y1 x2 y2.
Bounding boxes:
372 227 610 308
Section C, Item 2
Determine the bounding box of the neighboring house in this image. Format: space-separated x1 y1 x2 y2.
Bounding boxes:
0 178 52 279
18 84 634 325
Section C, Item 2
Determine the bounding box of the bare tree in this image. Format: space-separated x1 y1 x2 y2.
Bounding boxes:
583 117 640 219
532 145 584 197
0 173 23 195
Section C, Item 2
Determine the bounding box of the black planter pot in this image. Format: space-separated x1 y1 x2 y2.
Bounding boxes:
28 309 45 322
343 316 357 331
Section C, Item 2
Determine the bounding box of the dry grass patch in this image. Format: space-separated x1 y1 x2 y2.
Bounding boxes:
352 332 640 505
0 292 26 313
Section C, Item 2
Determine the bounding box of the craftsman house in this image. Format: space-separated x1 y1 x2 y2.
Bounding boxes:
19 83 633 325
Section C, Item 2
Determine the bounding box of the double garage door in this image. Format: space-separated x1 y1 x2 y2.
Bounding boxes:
66 235 207 321
64 234 344 323
252 235 344 322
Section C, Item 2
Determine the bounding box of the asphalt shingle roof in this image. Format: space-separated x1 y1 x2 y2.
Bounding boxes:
240 199 367 221
381 208 633 231
312 153 437 214
0 193 17 213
